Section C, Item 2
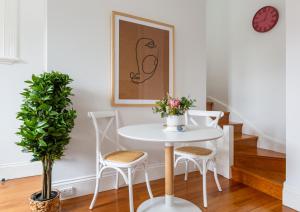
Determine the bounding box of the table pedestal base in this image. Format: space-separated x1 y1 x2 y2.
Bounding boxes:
137 196 201 212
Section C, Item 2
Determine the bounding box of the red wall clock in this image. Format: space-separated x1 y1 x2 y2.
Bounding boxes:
252 6 279 33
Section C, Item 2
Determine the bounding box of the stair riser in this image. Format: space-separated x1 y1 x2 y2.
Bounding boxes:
234 157 286 173
221 124 243 134
232 167 282 200
234 138 258 149
233 124 243 134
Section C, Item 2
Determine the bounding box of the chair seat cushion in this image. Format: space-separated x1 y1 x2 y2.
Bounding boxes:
104 151 145 163
175 146 212 156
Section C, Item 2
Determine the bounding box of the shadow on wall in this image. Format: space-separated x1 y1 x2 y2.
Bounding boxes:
52 87 105 180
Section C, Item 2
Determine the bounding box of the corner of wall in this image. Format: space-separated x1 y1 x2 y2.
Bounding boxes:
283 182 300 211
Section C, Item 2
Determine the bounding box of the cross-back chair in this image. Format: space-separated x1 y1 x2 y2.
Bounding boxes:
174 110 224 208
88 110 153 212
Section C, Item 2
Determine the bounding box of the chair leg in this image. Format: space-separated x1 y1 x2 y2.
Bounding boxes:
132 168 137 183
202 160 208 208
190 158 203 175
184 160 189 181
174 156 180 169
115 171 119 189
144 163 154 199
212 159 222 191
89 173 101 209
128 168 134 212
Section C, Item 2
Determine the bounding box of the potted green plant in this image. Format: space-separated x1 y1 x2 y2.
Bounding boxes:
16 71 77 212
153 94 195 131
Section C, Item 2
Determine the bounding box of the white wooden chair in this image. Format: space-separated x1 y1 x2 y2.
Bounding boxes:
88 110 153 212
174 110 224 208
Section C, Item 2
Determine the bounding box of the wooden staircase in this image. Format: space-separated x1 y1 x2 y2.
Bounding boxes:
207 101 286 200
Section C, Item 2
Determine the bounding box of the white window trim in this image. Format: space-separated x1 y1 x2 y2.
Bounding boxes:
0 0 20 65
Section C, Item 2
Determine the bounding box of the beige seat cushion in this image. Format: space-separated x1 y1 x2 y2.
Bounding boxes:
175 146 212 156
104 151 144 163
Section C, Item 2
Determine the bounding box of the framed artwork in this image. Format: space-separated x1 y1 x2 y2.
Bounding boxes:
112 11 175 106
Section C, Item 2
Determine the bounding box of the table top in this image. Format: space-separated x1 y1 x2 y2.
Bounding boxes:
118 123 223 144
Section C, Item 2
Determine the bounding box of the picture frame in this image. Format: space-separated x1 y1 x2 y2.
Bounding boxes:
111 11 175 106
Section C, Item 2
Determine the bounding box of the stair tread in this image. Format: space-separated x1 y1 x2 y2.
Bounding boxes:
234 133 258 141
220 122 243 126
232 166 285 185
236 148 286 159
211 112 230 118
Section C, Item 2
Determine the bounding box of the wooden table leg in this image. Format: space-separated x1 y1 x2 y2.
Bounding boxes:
165 144 174 206
137 143 201 212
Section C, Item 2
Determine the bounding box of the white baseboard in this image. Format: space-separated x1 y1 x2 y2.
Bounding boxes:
283 182 300 211
53 159 230 200
53 162 188 200
207 96 285 153
1 157 231 201
0 161 41 180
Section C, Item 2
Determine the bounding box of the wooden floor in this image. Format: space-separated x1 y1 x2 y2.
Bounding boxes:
0 172 295 212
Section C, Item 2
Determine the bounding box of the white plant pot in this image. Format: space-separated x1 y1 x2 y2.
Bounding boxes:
165 115 186 132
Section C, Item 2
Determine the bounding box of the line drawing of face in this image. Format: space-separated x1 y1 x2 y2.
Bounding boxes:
130 38 159 84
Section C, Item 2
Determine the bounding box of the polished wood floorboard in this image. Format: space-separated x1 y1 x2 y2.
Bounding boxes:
0 172 295 212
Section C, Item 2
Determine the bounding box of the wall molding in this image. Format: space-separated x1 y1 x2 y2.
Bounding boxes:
53 160 231 200
53 162 183 199
283 182 300 211
0 161 202 199
1 158 231 200
0 0 20 64
0 57 20 64
208 96 285 153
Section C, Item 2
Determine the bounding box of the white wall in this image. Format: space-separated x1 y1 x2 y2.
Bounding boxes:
283 0 300 210
206 1 230 105
207 0 286 153
0 0 46 179
47 0 207 197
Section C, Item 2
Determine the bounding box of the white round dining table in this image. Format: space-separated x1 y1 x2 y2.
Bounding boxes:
118 123 223 212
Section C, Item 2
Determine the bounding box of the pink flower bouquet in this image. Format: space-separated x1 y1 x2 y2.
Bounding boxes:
153 94 195 118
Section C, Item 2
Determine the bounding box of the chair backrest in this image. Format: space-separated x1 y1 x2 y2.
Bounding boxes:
88 110 124 162
185 110 224 128
185 110 224 151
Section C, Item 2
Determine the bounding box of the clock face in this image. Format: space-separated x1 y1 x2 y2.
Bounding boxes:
252 6 279 33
